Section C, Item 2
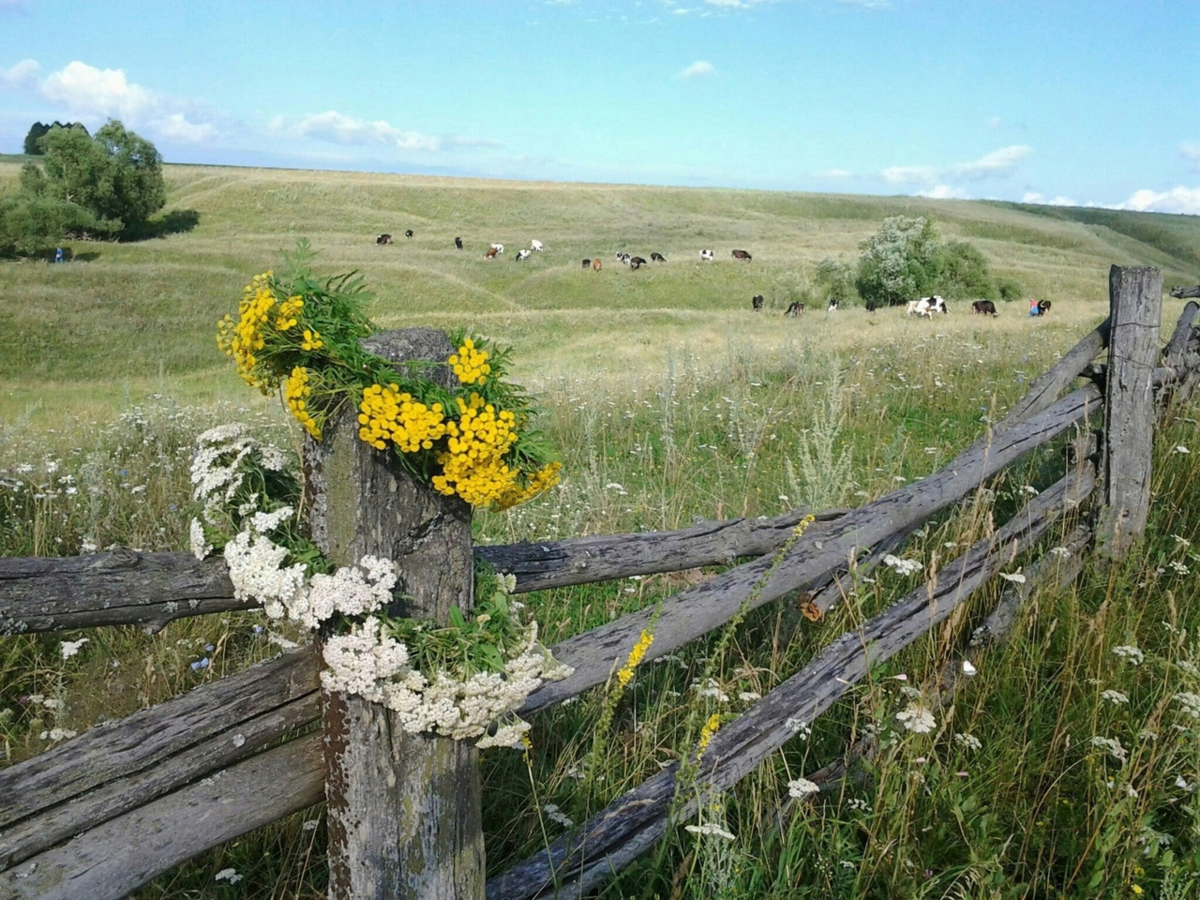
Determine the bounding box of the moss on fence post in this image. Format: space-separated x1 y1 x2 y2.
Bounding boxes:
307 327 484 900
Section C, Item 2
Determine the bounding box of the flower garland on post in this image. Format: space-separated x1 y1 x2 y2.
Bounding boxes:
195 244 569 747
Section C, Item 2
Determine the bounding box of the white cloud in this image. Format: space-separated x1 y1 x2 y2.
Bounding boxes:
706 0 750 6
1115 187 1200 215
271 111 495 154
14 60 220 145
1 58 40 89
917 184 969 200
679 60 716 79
42 61 156 120
882 145 1032 185
1022 192 1077 207
818 168 853 179
156 113 215 144
838 0 891 7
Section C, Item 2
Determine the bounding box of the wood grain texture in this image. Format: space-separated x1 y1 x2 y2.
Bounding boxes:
489 463 1096 900
1098 265 1162 558
309 327 484 900
0 647 320 872
0 734 325 900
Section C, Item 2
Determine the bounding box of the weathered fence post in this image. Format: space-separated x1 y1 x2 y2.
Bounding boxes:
1097 265 1162 559
307 328 484 899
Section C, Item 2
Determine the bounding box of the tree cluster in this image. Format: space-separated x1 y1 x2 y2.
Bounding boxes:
1 119 166 255
853 215 1020 307
23 121 89 155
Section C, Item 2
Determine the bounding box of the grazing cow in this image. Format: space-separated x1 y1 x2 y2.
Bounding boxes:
629 256 647 270
616 252 632 266
907 296 948 318
376 233 393 245
971 300 998 316
515 249 532 261
827 297 839 312
650 252 666 263
732 249 752 261
405 229 414 239
785 301 805 317
1170 284 1200 299
582 259 592 268
592 258 602 271
455 237 463 250
491 243 504 255
699 249 715 261
865 299 878 313
752 294 765 312
530 239 544 252
486 246 499 259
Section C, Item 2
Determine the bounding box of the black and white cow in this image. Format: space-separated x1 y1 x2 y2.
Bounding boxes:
376 233 393 245
405 229 414 239
907 295 948 317
752 294 765 312
515 249 532 261
785 301 805 317
699 249 715 261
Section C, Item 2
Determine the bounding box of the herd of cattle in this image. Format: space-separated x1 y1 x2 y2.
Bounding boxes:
372 231 1066 318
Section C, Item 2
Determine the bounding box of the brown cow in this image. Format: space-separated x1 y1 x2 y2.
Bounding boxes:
592 258 602 271
486 246 499 259
785 301 804 317
732 249 752 261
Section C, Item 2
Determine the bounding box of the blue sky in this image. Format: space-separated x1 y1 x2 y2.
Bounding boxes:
2 0 1198 212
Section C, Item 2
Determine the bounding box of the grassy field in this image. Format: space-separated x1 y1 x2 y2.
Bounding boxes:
2 163 1200 899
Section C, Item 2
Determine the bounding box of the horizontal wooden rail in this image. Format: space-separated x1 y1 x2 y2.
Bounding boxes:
0 648 320 872
520 384 1101 713
490 461 1096 899
1 732 324 900
0 510 842 636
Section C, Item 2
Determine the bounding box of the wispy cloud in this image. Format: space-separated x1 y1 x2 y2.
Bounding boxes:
270 111 497 153
9 59 218 144
917 185 969 200
1115 186 1200 215
838 0 891 8
679 60 716 79
1182 143 1200 171
882 145 1032 185
0 58 39 88
1022 192 1077 207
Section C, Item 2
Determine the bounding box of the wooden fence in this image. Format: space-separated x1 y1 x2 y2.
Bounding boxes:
2 266 1198 898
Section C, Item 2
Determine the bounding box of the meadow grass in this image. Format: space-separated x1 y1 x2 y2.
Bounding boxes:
2 165 1200 898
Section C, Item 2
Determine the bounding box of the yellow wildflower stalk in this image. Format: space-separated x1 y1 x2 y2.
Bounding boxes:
617 629 655 688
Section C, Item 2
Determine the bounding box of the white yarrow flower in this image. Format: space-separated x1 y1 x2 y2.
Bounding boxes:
1112 645 1145 665
685 823 736 841
787 777 820 799
999 571 1026 584
883 554 923 576
214 868 243 884
60 638 89 660
1101 689 1129 705
896 703 936 734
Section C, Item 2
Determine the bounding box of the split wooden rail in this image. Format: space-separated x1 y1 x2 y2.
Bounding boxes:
1 266 1198 898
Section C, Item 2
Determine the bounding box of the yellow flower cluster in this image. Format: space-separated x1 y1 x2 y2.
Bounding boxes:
431 393 520 506
492 462 563 511
275 295 303 331
697 713 723 756
358 383 447 452
216 271 276 392
301 329 323 351
449 338 491 385
284 366 321 439
617 629 655 688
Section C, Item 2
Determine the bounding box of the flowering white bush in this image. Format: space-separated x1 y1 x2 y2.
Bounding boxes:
191 424 571 747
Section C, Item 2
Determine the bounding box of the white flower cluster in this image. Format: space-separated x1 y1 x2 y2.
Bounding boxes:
787 777 820 799
1112 644 1145 665
371 625 572 744
896 702 936 734
191 424 570 747
1090 735 1128 765
1174 692 1200 720
883 554 923 577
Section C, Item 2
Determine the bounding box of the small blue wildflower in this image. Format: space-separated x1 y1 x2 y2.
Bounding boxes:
190 657 210 671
